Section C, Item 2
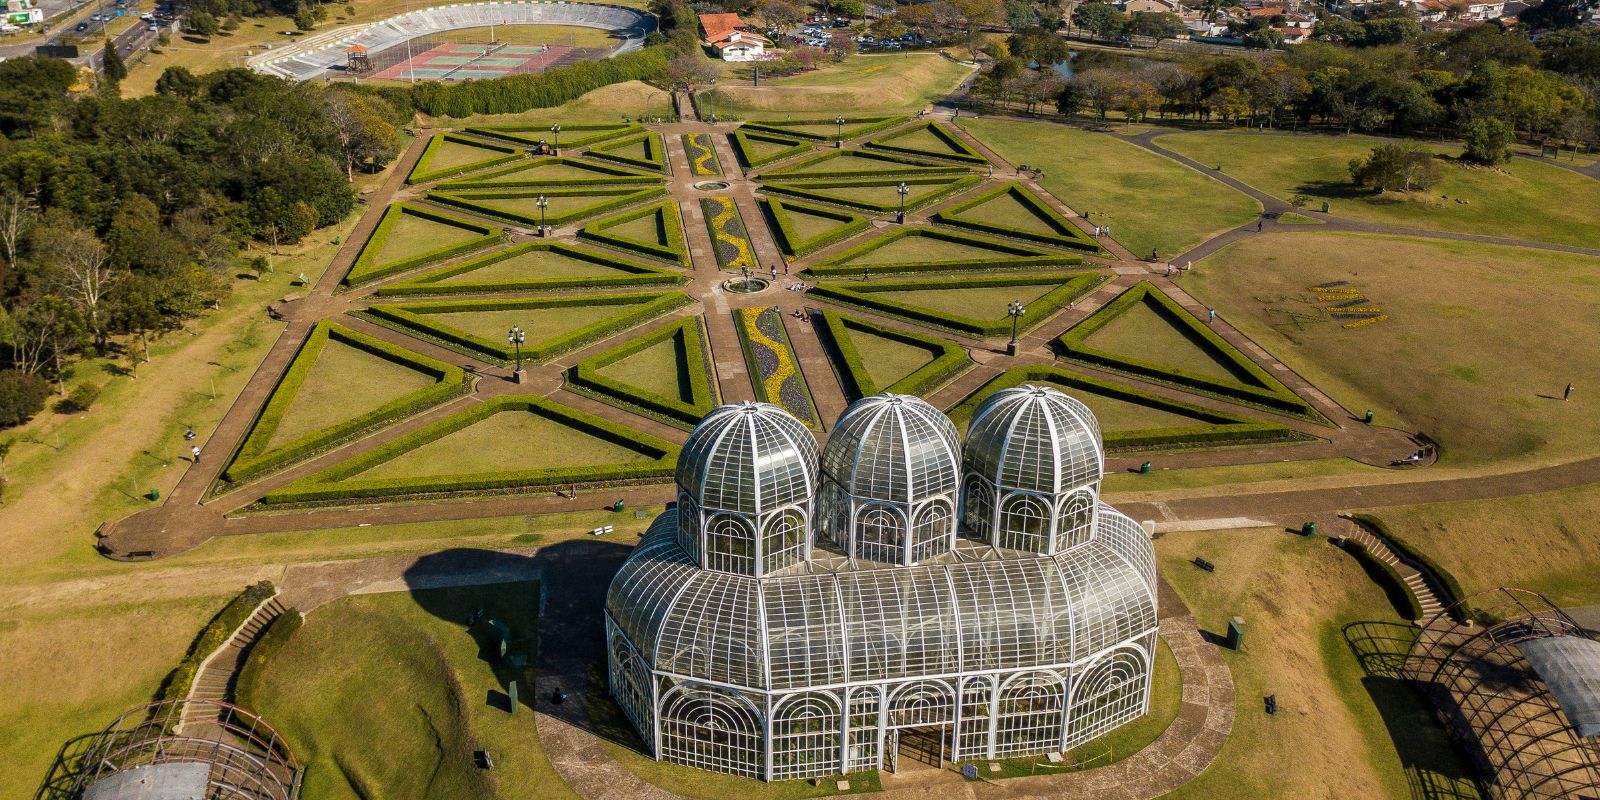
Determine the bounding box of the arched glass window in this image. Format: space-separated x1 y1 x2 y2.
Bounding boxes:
995 672 1067 757
888 680 955 727
956 675 994 760
1054 490 1095 552
960 475 993 541
659 684 765 779
909 501 953 564
845 686 881 772
1067 648 1148 747
704 514 755 575
762 508 807 574
855 505 905 564
610 634 653 746
771 692 841 780
817 482 849 547
996 493 1052 554
677 493 700 563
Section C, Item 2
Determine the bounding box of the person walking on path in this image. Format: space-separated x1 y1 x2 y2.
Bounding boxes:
1565 383 1574 401
1257 219 1264 232
1208 309 1216 324
190 445 201 463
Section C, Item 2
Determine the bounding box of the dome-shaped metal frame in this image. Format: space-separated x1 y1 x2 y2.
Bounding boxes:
818 394 962 566
960 385 1104 555
675 402 819 577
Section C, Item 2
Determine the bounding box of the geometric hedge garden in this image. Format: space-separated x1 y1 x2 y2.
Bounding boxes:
932 182 1102 252
343 202 501 287
407 132 522 184
578 200 690 266
809 273 1103 337
814 310 968 400
569 316 717 428
863 120 988 165
425 186 667 229
806 226 1086 278
375 241 684 296
759 197 869 259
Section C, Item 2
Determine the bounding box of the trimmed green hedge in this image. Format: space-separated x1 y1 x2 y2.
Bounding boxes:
864 120 987 165
814 311 969 399
344 203 502 287
810 273 1101 337
755 148 971 181
377 241 683 296
154 581 275 704
408 45 670 118
261 395 679 505
932 183 1102 252
586 131 669 173
436 156 662 189
1339 537 1424 621
425 186 666 228
233 608 302 711
742 116 906 142
728 129 812 169
946 365 1302 451
570 317 715 426
407 133 522 184
1350 513 1472 619
464 123 642 149
759 198 869 258
222 322 465 484
1055 281 1315 417
760 175 982 216
365 291 692 365
806 226 1085 278
579 201 690 266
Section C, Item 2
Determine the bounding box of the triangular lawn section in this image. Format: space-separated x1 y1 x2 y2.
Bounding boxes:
345 203 501 287
864 120 987 165
377 241 683 296
742 116 905 142
578 200 689 265
435 156 661 189
809 273 1100 337
570 317 717 427
426 186 666 228
814 310 967 400
806 226 1084 278
363 290 691 365
408 133 522 184
463 122 641 149
729 128 812 169
946 365 1303 452
933 182 1101 252
586 131 669 173
755 148 969 181
222 322 464 484
760 197 870 258
1056 281 1315 417
761 176 981 216
261 394 679 505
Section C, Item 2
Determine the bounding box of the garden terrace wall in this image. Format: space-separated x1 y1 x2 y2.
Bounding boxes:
809 273 1101 337
376 242 683 296
759 198 869 258
806 227 1084 278
813 311 968 399
933 183 1102 252
407 133 523 184
425 186 666 228
569 317 715 427
344 203 502 287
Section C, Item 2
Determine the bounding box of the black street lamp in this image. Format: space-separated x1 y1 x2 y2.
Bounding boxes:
835 115 845 148
550 123 561 154
708 77 717 123
536 194 549 236
1006 300 1026 356
508 325 526 378
896 182 910 223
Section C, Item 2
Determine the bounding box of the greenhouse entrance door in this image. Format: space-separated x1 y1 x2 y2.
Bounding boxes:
887 725 949 772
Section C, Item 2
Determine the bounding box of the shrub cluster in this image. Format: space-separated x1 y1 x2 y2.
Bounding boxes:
1338 537 1424 621
932 183 1102 252
811 273 1100 336
1349 513 1472 620
814 311 969 399
407 133 522 185
570 318 714 426
465 123 642 150
437 156 662 189
408 46 671 118
806 225 1082 277
762 175 982 216
365 291 692 365
426 186 666 228
378 242 683 297
59 382 102 413
344 203 501 287
262 396 679 505
223 323 464 483
728 129 811 169
579 201 689 265
0 370 51 428
154 581 275 704
742 116 905 141
233 608 302 711
759 198 869 258
1056 281 1314 417
757 148 971 181
864 120 987 165
586 131 669 173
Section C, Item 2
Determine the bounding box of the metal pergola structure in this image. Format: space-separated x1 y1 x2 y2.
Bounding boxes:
1402 587 1600 800
606 389 1161 782
69 698 302 800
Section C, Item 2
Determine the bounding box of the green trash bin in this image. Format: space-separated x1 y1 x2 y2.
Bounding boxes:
1364 409 1374 424
1140 461 1152 474
613 499 625 512
1301 521 1316 536
1321 201 1330 213
146 488 160 501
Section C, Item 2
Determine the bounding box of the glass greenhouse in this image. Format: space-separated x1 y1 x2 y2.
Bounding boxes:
605 388 1160 781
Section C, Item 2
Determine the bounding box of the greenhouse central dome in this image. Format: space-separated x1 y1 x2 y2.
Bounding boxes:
606 387 1160 782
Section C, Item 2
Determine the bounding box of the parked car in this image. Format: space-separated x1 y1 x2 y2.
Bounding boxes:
75 21 88 30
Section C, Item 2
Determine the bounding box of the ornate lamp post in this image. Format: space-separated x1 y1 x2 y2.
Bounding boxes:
1006 300 1026 356
896 182 910 223
835 115 845 148
508 325 527 381
550 123 561 154
536 194 549 237
708 77 717 123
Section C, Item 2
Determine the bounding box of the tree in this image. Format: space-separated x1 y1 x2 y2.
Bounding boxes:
1072 2 1126 38
976 57 1025 106
1074 70 1122 119
1349 142 1440 192
1018 70 1065 114
1056 81 1085 116
1118 79 1160 123
38 224 116 345
0 188 36 272
758 0 805 29
102 43 128 85
1003 0 1039 30
1126 12 1184 40
293 3 316 31
0 370 50 429
1519 0 1599 30
1460 116 1513 164
185 10 220 38
322 89 399 180
1207 86 1251 124
1007 25 1069 67
154 66 201 99
832 0 865 19
0 437 14 504
1538 28 1600 79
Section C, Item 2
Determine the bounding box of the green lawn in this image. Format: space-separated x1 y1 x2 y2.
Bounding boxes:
427 138 514 173
265 340 436 449
1155 131 1600 249
594 333 691 402
955 191 1058 234
605 213 667 244
424 304 623 342
376 213 483 265
353 407 653 481
778 154 928 176
1186 231 1600 465
438 248 626 283
956 118 1260 258
783 206 855 240
1155 528 1475 799
846 327 941 390
1081 297 1244 384
712 53 973 116
815 182 959 207
422 80 673 127
871 283 1058 315
1073 391 1218 432
741 135 808 160
841 234 1008 266
252 582 579 800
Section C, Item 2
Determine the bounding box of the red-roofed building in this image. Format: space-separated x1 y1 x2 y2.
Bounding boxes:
700 12 772 61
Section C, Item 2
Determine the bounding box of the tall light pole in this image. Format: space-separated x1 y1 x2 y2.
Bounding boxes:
1006 300 1026 356
508 325 526 380
835 115 845 149
550 123 561 154
896 182 910 223
708 77 717 124
536 194 549 236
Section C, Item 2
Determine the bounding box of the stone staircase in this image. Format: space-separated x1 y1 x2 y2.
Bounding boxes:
1347 525 1445 623
189 595 288 704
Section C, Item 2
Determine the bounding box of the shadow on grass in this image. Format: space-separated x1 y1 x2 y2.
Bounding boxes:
31 732 99 800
